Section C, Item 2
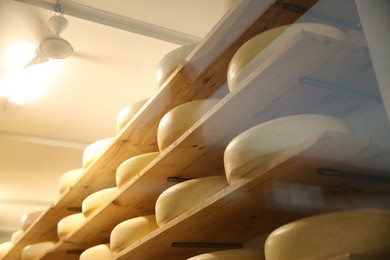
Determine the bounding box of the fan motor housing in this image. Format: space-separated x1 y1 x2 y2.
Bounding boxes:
39 37 73 59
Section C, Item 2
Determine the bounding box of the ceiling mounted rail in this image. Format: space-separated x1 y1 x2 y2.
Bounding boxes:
14 0 201 45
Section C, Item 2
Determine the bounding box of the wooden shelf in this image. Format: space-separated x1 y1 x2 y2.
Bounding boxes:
3 0 323 259
3 0 388 259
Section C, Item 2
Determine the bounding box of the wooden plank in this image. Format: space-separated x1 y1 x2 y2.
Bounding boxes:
113 131 390 260
42 30 380 259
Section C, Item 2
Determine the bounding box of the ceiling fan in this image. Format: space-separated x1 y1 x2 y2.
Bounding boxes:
25 2 74 67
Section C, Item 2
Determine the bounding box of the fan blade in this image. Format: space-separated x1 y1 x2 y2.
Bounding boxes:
71 52 143 74
24 50 49 68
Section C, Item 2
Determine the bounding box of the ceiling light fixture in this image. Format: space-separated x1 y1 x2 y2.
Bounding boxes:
0 58 61 106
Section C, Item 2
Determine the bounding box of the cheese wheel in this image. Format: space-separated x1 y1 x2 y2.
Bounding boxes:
116 152 160 188
21 241 55 260
156 43 197 87
116 98 150 133
82 187 118 218
157 99 221 151
58 168 84 194
187 249 265 260
110 215 158 253
265 209 390 259
224 114 354 184
57 213 85 240
0 241 12 258
155 176 229 226
82 137 113 169
80 244 113 260
227 23 347 92
11 230 23 244
21 211 44 231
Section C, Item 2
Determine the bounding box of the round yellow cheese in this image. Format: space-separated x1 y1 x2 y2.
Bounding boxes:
116 152 160 188
187 249 265 259
80 244 113 260
116 98 150 133
156 43 197 87
227 23 347 92
224 114 354 184
58 168 84 194
82 187 118 218
11 230 23 244
21 241 55 260
110 215 158 253
265 209 390 259
82 137 113 169
21 211 44 231
157 99 221 151
57 213 85 240
155 176 229 226
0 241 12 258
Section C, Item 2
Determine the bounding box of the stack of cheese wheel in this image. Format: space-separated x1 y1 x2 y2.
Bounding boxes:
155 176 229 226
21 241 56 260
224 114 354 184
157 99 221 151
82 137 113 169
0 241 13 258
110 215 158 253
82 187 118 217
57 213 85 240
187 249 265 260
58 168 84 194
265 209 390 259
116 152 160 188
116 97 150 133
80 244 113 260
21 211 44 231
227 23 348 92
156 43 197 87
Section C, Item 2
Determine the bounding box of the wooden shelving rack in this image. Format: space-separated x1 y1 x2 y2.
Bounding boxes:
3 0 390 259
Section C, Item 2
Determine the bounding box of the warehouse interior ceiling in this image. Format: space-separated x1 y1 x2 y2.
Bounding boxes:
0 0 233 241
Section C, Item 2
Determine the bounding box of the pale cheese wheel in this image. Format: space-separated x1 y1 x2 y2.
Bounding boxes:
11 230 23 244
82 137 113 169
82 187 118 218
156 43 197 87
21 211 44 231
227 23 348 92
110 215 158 253
21 241 55 260
265 209 390 260
58 168 84 194
0 241 12 258
224 114 354 184
57 213 85 240
157 99 221 151
187 249 265 260
155 176 229 226
116 152 160 188
80 244 113 260
116 98 150 133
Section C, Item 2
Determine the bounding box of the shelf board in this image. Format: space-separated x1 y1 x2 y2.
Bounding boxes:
42 29 381 259
111 131 390 260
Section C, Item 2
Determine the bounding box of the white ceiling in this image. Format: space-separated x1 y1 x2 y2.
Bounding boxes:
0 0 232 241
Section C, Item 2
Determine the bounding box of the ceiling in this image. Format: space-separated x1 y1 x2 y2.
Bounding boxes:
0 0 233 241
